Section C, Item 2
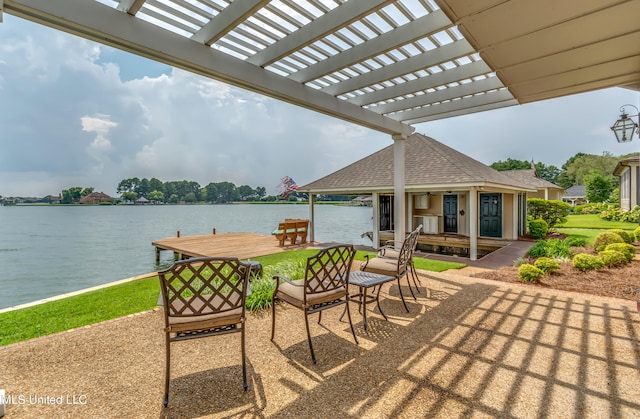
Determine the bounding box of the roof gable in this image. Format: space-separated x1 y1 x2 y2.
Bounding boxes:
500 169 563 190
300 133 534 192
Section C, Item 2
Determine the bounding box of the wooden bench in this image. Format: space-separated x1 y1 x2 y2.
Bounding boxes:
272 219 308 246
288 218 309 244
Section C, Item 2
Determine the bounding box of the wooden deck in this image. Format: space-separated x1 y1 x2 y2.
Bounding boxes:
152 232 313 261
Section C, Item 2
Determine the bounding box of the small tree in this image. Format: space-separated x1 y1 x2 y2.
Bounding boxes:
584 170 614 203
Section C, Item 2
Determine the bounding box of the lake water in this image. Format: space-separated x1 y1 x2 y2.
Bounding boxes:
0 204 373 310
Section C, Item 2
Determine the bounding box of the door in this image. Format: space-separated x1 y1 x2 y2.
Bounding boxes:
480 193 502 237
443 195 458 233
379 195 393 231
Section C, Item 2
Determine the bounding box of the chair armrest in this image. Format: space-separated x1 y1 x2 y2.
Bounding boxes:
273 274 303 287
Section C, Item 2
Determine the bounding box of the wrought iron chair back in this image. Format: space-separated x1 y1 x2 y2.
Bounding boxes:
303 244 354 303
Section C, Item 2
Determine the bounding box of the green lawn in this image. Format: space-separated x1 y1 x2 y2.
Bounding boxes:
0 249 465 346
558 214 637 230
556 214 638 245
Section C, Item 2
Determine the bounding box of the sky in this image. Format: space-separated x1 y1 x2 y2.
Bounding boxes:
1 15 639 198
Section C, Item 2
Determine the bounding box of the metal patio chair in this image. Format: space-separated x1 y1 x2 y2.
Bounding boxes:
271 244 358 363
158 257 252 407
360 225 422 312
376 224 423 295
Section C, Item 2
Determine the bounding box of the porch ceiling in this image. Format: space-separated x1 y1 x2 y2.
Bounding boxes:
3 0 639 135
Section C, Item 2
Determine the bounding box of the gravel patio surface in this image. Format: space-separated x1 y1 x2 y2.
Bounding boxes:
2 268 639 418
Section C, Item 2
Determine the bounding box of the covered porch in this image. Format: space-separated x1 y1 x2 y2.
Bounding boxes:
2 267 638 417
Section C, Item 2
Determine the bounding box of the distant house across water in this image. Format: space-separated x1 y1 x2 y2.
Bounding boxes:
79 192 112 204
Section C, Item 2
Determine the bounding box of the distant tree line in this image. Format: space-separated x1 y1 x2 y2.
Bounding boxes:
490 151 636 203
116 177 268 203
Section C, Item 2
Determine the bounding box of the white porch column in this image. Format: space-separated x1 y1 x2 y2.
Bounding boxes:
512 193 519 240
469 187 478 261
308 193 315 242
372 191 380 247
393 133 407 246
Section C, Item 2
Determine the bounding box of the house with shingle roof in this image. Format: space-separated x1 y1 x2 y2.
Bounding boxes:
298 133 537 260
79 192 112 204
562 185 587 207
500 168 564 200
613 157 640 210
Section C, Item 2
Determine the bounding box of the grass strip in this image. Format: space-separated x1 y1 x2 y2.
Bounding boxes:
0 249 465 346
558 214 637 230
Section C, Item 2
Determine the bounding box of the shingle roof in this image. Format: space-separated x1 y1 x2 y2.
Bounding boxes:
500 169 563 190
299 133 535 193
564 185 586 198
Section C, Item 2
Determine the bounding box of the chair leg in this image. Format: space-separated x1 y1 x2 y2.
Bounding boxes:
344 302 359 345
318 311 322 324
303 311 317 364
411 262 421 286
241 323 248 391
397 278 410 312
406 274 417 301
271 296 277 341
163 334 170 407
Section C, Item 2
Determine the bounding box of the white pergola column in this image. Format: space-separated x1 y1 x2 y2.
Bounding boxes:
308 193 315 242
372 191 380 247
469 187 478 261
392 134 407 246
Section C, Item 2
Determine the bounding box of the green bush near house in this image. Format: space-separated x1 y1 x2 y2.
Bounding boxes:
592 231 624 252
603 243 636 262
634 226 640 242
518 264 544 282
534 257 560 274
527 199 570 230
528 218 549 239
608 229 634 244
564 236 587 247
526 238 572 259
572 253 605 271
598 250 628 268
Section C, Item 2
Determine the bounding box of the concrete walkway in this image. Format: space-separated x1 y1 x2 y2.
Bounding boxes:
2 268 638 418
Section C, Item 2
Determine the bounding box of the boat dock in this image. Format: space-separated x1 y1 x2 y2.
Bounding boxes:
152 232 313 261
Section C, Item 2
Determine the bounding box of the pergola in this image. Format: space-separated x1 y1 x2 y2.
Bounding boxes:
3 0 640 250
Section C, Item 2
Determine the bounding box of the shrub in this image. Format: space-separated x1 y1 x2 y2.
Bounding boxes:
572 253 605 271
598 250 628 268
592 231 624 252
245 276 276 311
528 218 548 240
608 229 634 244
598 204 640 223
603 243 636 262
526 239 572 259
634 226 640 242
534 257 560 274
527 240 547 258
518 264 544 282
513 257 530 267
544 239 572 258
527 199 570 230
565 236 587 247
